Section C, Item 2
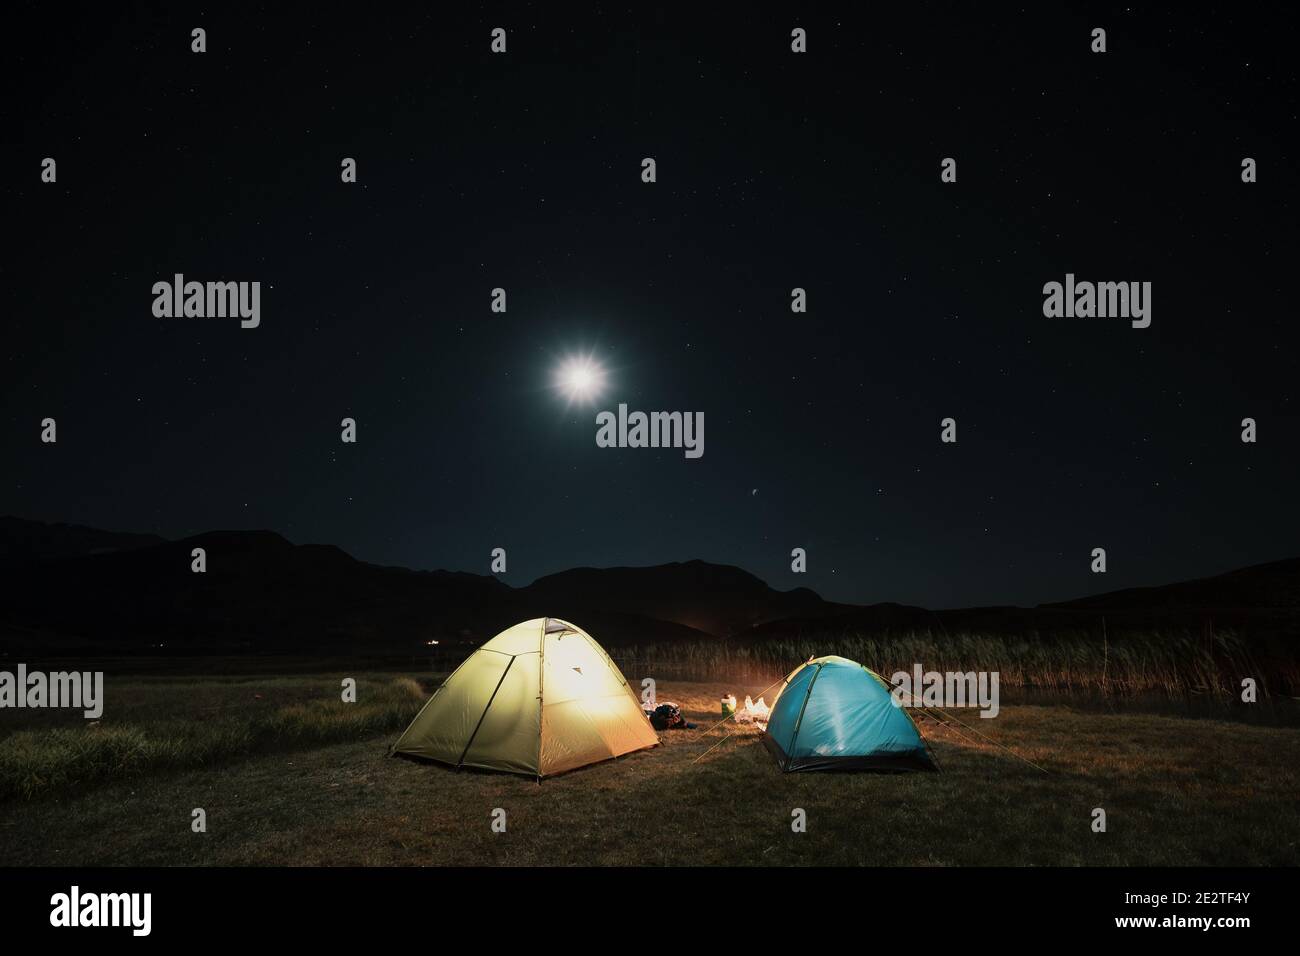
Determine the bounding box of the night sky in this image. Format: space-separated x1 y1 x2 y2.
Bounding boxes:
7 5 1297 608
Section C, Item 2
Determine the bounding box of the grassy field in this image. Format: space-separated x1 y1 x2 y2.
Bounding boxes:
0 673 425 802
1 673 1297 866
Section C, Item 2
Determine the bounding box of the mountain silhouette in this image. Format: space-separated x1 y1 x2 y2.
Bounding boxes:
0 516 1296 655
1044 557 1300 611
0 516 164 568
527 560 846 637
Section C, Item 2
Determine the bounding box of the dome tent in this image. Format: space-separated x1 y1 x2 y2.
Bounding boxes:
763 655 937 772
391 618 658 778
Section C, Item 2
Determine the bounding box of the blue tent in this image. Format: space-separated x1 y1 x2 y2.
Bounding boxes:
763 655 938 772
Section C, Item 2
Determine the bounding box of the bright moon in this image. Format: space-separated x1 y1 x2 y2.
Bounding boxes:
554 355 607 403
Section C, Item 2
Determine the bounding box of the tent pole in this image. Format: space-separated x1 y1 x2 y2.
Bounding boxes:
785 664 823 770
536 619 546 780
456 655 515 768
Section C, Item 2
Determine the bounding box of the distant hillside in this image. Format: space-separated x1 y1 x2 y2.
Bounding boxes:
0 516 164 568
0 518 713 653
1045 558 1300 611
0 516 1296 656
1 526 504 652
526 560 846 637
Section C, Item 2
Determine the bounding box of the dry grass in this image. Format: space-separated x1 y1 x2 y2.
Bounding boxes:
609 630 1296 698
1 679 1297 866
0 675 426 801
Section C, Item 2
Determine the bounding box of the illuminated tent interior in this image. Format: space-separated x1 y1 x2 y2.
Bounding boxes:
391 617 658 778
763 655 938 773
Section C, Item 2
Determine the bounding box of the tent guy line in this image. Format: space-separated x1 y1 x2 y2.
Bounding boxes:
893 686 1051 775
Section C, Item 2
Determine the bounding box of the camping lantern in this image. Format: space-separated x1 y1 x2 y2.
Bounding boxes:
721 694 736 717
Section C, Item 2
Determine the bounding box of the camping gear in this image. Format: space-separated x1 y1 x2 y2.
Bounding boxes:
690 673 793 765
734 695 770 726
648 702 681 730
391 617 658 778
721 694 736 717
763 655 937 772
647 701 694 730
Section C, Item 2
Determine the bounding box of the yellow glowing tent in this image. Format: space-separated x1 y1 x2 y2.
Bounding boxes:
391 618 658 778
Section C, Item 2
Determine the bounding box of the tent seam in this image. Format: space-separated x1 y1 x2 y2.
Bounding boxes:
456 653 516 769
